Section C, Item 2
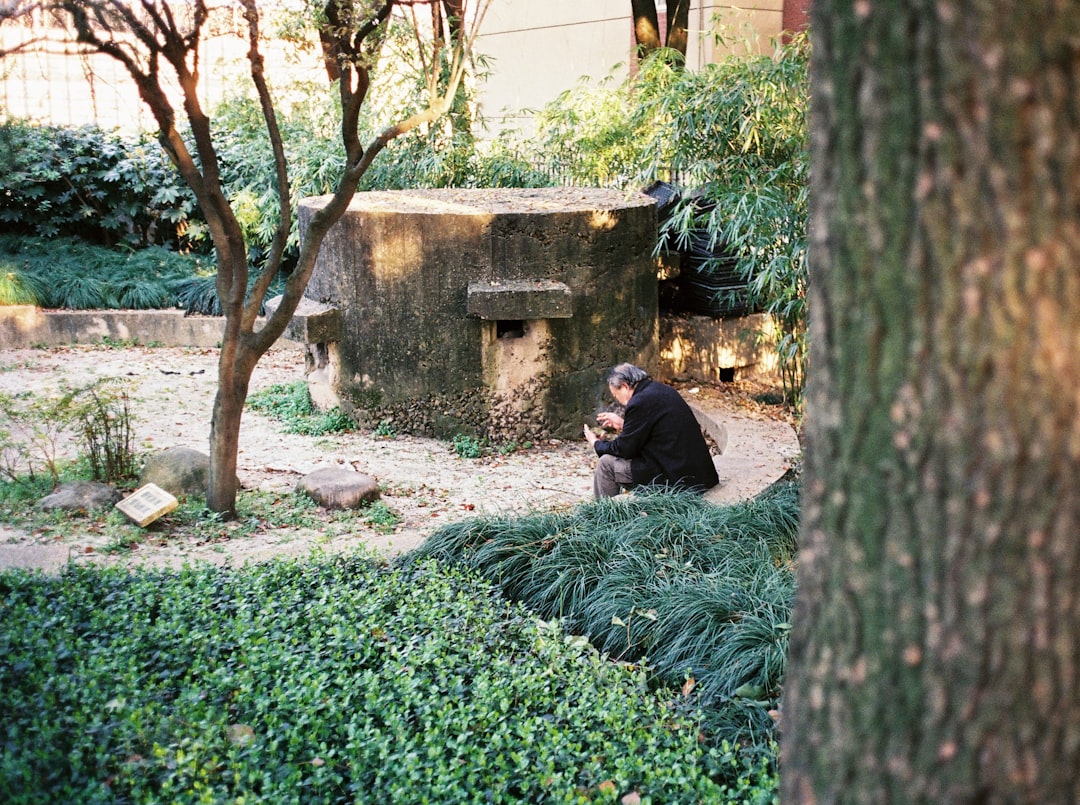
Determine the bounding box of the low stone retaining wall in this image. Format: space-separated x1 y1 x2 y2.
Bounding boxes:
0 305 778 384
0 306 234 349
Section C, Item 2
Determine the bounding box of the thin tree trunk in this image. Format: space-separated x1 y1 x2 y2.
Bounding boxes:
783 1 1080 801
665 0 688 56
630 0 661 57
206 374 247 517
206 317 261 516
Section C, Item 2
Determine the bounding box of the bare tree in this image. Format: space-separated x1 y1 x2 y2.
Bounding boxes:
783 0 1080 800
15 0 488 515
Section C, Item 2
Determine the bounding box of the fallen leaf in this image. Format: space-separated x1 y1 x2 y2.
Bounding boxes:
226 724 255 746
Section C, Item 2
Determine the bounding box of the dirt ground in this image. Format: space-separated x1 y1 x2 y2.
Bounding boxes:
0 342 801 572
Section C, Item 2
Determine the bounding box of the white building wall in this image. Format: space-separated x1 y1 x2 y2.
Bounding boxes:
474 1 786 134
0 1 787 135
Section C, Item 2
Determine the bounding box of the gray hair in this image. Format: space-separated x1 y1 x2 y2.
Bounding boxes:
607 363 649 390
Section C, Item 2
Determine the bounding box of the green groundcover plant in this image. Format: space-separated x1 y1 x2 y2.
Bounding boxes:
247 381 356 437
0 554 777 803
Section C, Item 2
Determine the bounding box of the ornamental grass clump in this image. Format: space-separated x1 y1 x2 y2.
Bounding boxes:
0 235 205 311
406 484 799 745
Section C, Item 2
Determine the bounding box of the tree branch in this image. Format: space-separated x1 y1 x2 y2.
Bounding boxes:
238 0 293 331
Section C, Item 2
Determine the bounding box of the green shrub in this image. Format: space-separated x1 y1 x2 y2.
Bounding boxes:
71 380 138 484
451 433 485 459
362 499 402 533
0 121 200 250
0 555 773 802
0 378 138 486
530 35 810 406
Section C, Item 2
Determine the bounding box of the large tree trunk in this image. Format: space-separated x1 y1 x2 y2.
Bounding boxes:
782 1 1080 801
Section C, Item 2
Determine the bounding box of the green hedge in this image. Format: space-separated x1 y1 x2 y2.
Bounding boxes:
0 555 777 803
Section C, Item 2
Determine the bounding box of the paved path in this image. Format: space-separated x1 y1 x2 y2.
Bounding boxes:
686 397 801 506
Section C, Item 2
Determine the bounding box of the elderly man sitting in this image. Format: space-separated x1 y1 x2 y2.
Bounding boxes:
583 363 719 498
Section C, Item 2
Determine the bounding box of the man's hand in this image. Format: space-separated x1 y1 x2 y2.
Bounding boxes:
583 423 598 446
597 412 624 432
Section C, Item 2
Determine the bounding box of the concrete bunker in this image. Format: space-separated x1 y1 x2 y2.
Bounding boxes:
291 188 659 442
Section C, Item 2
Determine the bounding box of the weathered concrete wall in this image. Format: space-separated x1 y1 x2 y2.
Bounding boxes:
658 313 780 383
298 188 659 441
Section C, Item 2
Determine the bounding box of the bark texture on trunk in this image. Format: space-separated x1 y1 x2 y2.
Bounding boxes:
206 337 258 516
783 2 1080 801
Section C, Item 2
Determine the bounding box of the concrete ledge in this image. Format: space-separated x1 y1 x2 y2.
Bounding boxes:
467 280 573 320
0 306 229 348
264 295 342 343
687 401 729 454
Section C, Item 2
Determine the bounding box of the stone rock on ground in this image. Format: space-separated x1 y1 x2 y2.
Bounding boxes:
38 481 120 513
140 446 210 498
297 467 381 510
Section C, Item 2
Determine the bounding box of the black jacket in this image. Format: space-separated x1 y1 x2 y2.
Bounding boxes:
593 379 719 492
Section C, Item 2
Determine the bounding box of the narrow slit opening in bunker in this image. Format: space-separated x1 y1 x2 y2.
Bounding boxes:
496 320 525 339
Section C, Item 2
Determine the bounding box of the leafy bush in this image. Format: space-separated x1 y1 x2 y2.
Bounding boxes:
72 380 137 484
451 433 486 459
0 379 136 485
0 555 773 802
404 484 800 753
361 499 402 534
530 35 810 405
0 121 200 250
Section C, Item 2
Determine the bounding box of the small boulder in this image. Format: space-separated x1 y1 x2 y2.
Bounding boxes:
297 467 380 510
38 481 120 514
140 447 210 498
